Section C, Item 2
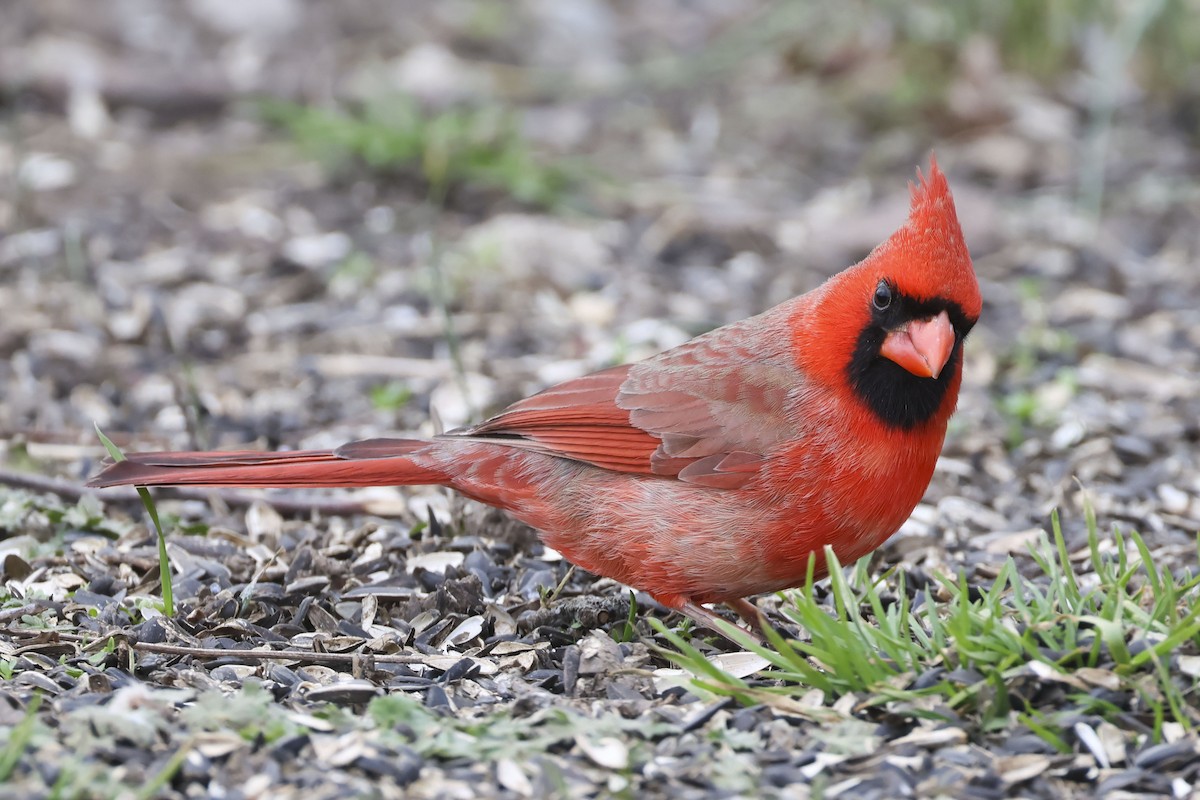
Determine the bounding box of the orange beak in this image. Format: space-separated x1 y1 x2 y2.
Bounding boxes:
880 310 955 379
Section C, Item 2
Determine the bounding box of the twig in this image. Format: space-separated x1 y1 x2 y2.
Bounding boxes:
125 641 435 667
0 468 401 518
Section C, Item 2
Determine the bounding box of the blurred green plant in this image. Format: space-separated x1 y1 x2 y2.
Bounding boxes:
0 694 40 782
262 94 583 419
369 381 414 412
0 489 132 545
611 590 639 643
182 683 299 744
260 96 575 209
330 251 378 292
999 368 1078 448
993 278 1079 447
462 0 517 42
707 0 1198 127
842 0 1196 89
887 0 1109 80
369 692 670 763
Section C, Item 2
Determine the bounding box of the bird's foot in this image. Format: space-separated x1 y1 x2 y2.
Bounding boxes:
725 597 766 632
678 601 766 647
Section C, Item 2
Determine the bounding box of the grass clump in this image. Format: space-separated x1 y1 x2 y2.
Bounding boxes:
867 0 1198 91
261 95 576 209
656 502 1200 745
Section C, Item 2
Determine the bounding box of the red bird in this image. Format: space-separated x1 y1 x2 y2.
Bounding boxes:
89 159 981 635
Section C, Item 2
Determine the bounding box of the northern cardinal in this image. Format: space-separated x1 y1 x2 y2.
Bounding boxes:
89 158 980 636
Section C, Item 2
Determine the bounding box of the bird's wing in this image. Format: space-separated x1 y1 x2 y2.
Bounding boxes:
435 317 803 488
445 364 662 475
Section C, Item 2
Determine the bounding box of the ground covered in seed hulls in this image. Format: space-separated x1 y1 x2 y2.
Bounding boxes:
3 2 1200 798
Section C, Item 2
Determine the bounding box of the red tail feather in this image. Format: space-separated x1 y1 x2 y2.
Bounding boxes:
86 440 445 489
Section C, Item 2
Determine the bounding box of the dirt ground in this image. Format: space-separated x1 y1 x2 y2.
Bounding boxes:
3 2 1200 798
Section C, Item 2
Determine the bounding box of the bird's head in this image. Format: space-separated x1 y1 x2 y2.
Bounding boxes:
800 157 982 430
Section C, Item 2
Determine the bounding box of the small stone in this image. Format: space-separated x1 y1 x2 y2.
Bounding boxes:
1134 739 1200 770
1050 418 1087 450
996 753 1051 785
936 496 1010 531
406 552 465 575
576 735 628 770
960 133 1035 183
709 652 770 679
246 501 284 540
1074 722 1110 768
1176 654 1200 678
283 232 352 269
27 330 102 365
1096 721 1128 766
576 630 623 675
18 153 76 191
1050 287 1131 323
285 576 330 596
496 759 533 797
1113 435 1155 463
1158 485 1191 516
982 528 1044 555
442 615 485 648
382 42 493 104
188 0 300 37
0 229 60 265
429 373 497 431
1074 667 1120 691
891 725 967 748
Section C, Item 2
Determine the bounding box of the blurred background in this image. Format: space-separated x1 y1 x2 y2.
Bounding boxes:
2 0 1200 551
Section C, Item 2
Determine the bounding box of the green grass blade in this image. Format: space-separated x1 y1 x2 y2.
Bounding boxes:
95 424 174 616
0 693 41 781
1051 509 1081 605
646 618 751 692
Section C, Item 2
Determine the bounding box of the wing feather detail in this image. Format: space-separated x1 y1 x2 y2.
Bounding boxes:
448 308 805 487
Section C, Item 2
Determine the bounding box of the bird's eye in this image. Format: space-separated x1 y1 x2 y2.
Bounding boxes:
872 281 892 311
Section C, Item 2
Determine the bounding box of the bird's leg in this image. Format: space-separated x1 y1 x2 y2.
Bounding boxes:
679 601 766 646
725 597 765 632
